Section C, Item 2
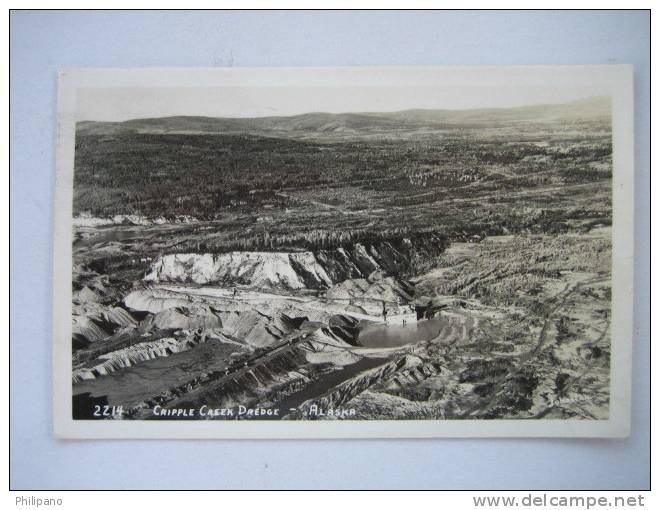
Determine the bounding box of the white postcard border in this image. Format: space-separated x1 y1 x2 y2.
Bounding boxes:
53 66 634 439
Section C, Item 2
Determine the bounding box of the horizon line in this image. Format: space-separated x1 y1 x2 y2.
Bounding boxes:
76 95 611 124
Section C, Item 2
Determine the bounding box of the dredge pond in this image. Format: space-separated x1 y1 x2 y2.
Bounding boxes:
358 317 444 347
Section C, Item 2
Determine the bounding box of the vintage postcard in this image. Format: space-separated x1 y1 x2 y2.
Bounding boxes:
53 66 634 438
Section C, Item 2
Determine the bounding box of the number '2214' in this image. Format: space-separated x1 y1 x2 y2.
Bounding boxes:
93 405 123 417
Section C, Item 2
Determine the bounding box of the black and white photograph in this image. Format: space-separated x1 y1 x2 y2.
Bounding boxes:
53 66 634 438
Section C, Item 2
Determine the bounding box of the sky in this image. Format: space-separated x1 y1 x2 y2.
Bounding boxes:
73 67 620 122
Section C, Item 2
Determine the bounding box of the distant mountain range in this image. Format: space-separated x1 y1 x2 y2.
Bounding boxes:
77 96 611 139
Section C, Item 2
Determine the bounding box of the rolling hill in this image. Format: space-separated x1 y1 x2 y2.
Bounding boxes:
77 97 611 139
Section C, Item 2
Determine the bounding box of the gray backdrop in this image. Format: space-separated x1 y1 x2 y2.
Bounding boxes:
9 10 650 489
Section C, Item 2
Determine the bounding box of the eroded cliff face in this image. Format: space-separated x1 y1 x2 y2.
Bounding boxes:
144 237 446 290
145 251 332 289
